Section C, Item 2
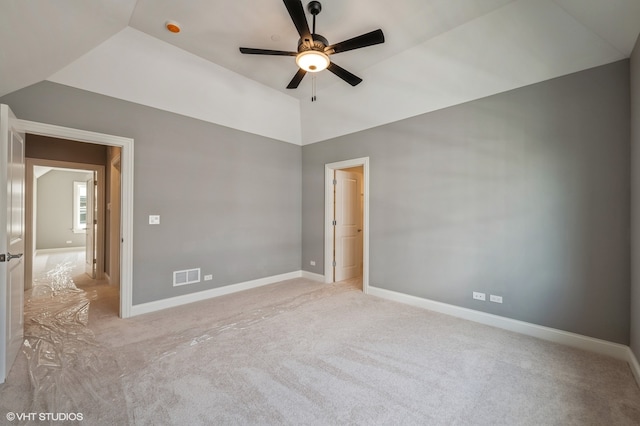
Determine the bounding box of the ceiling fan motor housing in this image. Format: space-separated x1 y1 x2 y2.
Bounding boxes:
298 33 328 53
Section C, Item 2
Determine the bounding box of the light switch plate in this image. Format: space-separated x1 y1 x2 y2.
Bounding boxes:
149 215 160 225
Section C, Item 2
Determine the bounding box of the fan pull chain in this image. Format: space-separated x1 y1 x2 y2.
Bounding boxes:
311 75 317 102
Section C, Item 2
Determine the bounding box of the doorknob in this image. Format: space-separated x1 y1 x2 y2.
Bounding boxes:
357 229 362 232
7 252 23 261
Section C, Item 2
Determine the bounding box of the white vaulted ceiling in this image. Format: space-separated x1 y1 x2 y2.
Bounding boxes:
1 0 639 144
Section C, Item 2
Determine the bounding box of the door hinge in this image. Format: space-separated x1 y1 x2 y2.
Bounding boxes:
332 220 337 226
93 258 97 264
332 260 336 267
332 179 337 186
94 180 98 186
0 254 5 262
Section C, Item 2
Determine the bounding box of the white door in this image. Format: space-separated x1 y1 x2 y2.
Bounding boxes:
0 104 25 383
85 174 96 278
334 170 362 281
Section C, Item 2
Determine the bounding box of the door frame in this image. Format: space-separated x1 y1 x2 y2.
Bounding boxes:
25 159 105 288
15 119 134 318
324 157 370 293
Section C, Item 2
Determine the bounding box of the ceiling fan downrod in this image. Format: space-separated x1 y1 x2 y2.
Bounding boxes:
309 1 321 102
308 1 321 35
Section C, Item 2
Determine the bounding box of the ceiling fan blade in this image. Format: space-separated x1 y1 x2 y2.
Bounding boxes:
287 68 307 89
325 29 385 55
283 0 313 47
239 47 297 56
327 62 362 86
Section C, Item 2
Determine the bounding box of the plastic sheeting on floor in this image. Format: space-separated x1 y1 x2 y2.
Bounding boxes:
22 262 126 421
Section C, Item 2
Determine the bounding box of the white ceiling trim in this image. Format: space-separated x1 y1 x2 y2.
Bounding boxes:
47 27 302 145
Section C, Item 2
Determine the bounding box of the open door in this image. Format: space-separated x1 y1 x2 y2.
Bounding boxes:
334 169 362 281
85 173 96 278
0 104 25 383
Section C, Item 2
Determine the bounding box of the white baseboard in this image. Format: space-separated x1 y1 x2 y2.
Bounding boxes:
301 271 325 282
35 247 84 255
130 271 303 317
628 347 640 387
368 286 630 362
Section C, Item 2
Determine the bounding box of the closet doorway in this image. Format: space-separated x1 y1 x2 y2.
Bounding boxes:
324 157 370 293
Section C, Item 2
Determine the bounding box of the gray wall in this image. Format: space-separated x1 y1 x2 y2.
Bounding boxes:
1 61 631 344
303 60 630 344
631 36 640 357
36 170 92 250
1 81 302 305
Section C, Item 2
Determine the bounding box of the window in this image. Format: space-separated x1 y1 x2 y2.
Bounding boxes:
73 181 87 233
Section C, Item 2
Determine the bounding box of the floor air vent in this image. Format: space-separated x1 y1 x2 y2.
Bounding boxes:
173 268 201 286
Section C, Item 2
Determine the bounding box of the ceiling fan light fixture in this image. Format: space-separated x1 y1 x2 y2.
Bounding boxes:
296 50 329 72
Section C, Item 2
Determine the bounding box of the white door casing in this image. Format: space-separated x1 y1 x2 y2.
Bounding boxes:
324 157 370 293
334 170 362 281
0 104 25 383
15 116 134 318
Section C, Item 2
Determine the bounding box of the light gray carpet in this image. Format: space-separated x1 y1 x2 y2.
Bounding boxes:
1 276 640 425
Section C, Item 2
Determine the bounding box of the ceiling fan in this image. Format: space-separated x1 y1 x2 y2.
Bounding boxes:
239 0 385 90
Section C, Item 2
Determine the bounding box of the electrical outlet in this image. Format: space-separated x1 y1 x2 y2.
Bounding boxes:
204 274 213 281
472 292 486 301
490 295 503 303
310 260 316 266
149 215 160 225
